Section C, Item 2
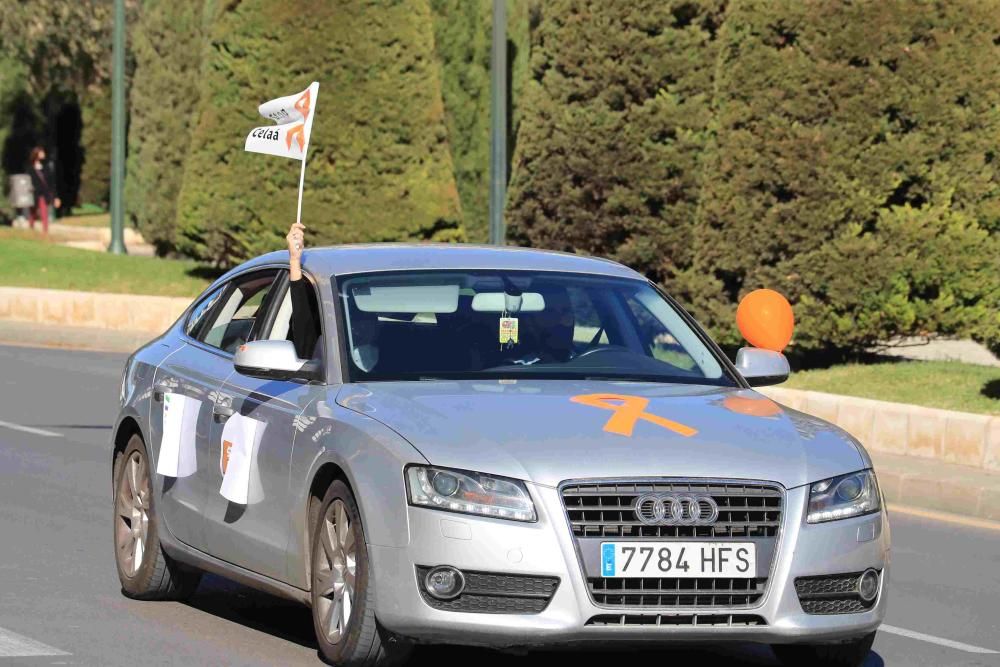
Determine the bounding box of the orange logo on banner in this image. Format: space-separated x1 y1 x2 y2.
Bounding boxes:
294 88 311 119
570 393 698 437
221 440 233 474
286 124 305 151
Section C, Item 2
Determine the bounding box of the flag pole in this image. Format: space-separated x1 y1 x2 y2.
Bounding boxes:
295 152 307 225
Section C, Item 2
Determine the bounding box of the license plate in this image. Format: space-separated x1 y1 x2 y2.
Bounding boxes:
600 542 756 578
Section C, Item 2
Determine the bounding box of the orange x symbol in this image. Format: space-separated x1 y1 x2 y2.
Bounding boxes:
570 393 698 437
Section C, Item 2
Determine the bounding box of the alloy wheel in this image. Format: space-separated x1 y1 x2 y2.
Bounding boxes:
315 499 357 644
115 451 150 576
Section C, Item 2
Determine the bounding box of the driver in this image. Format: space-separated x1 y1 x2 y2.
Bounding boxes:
508 285 576 364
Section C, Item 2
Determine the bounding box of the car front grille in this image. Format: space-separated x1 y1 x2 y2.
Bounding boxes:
415 567 560 614
562 479 783 609
589 576 768 607
586 613 767 627
561 480 783 538
794 571 879 615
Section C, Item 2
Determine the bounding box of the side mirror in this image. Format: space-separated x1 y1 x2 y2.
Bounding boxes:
234 340 321 382
735 347 789 387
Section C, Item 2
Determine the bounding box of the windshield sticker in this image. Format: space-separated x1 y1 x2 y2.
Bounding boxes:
499 316 519 346
570 393 698 438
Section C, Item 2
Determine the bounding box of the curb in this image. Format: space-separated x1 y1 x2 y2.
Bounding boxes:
872 452 1000 523
760 386 999 474
0 286 188 334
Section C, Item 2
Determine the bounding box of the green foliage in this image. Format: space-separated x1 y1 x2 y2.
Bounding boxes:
430 0 536 243
125 0 213 255
0 228 211 297
176 0 464 266
0 55 31 220
431 0 491 242
785 360 999 416
77 86 112 208
506 0 725 286
681 0 1000 352
0 0 115 95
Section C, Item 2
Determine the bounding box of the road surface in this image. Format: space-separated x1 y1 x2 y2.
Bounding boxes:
0 343 996 666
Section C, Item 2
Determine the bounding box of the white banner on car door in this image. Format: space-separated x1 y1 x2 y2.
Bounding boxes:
219 412 266 505
156 393 200 478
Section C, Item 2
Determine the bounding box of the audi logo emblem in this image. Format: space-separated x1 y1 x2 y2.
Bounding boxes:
634 494 719 526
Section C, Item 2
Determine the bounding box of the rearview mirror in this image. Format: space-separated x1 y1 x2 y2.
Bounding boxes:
735 347 789 386
234 340 321 382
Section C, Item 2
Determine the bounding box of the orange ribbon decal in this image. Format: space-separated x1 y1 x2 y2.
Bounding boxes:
294 88 311 120
221 440 233 474
570 393 698 438
286 123 305 151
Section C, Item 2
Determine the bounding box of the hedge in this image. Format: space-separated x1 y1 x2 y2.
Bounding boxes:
174 0 464 266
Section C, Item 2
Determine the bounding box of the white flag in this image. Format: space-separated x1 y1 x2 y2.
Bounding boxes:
156 393 201 478
244 81 319 160
219 412 266 505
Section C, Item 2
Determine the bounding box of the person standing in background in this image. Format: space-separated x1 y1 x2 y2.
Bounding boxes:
27 146 60 234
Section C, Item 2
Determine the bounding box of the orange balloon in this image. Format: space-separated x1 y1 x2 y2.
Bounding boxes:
736 289 794 352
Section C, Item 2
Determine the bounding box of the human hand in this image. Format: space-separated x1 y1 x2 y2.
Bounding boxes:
286 222 306 280
287 222 306 259
54 197 61 209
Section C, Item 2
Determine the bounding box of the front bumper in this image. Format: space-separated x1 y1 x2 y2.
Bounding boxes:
370 484 889 648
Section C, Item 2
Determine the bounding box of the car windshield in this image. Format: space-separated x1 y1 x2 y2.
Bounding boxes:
335 270 736 386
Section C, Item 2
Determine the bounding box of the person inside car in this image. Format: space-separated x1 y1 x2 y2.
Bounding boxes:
286 222 321 360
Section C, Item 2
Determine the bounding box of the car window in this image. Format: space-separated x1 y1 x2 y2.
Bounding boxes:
267 280 323 360
625 293 698 372
198 271 279 354
569 287 610 349
335 270 732 385
185 285 225 338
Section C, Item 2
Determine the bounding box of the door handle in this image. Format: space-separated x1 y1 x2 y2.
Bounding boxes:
213 405 235 423
152 384 170 402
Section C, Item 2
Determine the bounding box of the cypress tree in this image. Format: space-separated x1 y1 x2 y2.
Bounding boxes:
506 0 726 285
431 0 491 243
125 0 214 255
176 0 464 266
78 86 111 208
430 0 536 243
685 0 1000 353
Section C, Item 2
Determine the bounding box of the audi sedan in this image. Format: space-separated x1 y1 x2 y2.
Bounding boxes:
111 244 888 666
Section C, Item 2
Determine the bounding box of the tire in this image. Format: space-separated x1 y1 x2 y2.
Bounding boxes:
772 631 877 667
311 480 412 666
113 434 201 600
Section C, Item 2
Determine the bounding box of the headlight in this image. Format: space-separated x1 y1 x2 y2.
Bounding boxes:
807 470 881 523
406 466 536 522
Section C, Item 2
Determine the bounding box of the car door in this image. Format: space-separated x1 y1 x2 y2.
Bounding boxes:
150 268 281 552
202 272 325 582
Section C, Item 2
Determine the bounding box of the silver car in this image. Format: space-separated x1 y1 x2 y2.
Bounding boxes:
112 245 888 666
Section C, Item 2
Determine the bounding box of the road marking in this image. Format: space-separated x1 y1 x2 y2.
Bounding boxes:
0 419 62 438
0 626 69 657
888 503 1000 533
881 624 998 654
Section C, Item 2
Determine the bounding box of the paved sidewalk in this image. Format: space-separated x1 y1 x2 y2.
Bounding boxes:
0 319 153 354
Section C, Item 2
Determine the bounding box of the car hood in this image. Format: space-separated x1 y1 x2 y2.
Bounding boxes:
336 380 866 489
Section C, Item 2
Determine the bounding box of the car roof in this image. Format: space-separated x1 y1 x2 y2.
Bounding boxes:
239 243 647 281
